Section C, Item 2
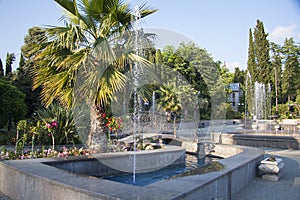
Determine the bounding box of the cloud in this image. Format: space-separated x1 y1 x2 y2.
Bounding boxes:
269 24 297 43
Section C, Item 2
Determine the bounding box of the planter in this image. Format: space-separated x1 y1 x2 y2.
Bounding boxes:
258 157 284 181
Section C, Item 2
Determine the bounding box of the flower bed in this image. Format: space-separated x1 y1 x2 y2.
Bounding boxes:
0 146 90 161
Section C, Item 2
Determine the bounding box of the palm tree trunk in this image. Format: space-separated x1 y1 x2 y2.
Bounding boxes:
87 105 108 153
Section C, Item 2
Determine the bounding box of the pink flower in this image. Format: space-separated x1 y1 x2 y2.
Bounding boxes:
45 123 51 128
51 121 58 128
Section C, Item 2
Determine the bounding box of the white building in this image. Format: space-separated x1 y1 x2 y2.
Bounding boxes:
228 83 243 112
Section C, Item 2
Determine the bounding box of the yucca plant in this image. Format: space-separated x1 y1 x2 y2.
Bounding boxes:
35 103 80 146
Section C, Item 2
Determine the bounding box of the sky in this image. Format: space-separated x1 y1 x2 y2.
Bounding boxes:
0 0 300 72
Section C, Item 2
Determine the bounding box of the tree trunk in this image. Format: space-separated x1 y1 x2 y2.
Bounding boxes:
87 105 108 153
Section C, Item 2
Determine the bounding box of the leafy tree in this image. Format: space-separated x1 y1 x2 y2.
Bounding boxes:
15 29 45 117
0 79 27 131
233 67 245 85
253 19 271 84
29 0 156 152
270 42 283 113
0 59 4 77
5 53 15 79
281 38 300 102
159 42 227 119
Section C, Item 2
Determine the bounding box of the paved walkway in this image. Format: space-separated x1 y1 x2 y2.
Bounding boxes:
233 148 300 200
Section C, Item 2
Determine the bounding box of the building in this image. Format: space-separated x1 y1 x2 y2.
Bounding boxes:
228 83 243 112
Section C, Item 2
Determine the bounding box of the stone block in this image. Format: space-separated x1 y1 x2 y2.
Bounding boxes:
262 172 282 181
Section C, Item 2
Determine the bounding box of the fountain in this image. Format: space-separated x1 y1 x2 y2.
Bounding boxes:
243 78 274 132
0 9 265 199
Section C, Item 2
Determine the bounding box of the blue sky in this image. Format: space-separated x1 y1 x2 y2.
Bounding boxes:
1 0 300 72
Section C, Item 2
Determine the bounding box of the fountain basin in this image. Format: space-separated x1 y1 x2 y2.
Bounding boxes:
44 145 185 176
0 144 263 200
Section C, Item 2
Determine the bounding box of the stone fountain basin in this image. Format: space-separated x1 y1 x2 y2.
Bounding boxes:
0 144 264 200
44 145 185 176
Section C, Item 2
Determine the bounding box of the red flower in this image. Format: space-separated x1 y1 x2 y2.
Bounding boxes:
102 113 106 118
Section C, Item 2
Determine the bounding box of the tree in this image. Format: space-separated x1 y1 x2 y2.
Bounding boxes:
13 53 41 117
281 38 300 102
0 79 27 131
0 59 4 77
5 53 15 78
270 42 283 113
233 67 245 85
253 19 271 84
30 0 156 152
247 28 257 82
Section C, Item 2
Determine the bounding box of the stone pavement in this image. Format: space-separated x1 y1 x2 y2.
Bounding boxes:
233 148 300 200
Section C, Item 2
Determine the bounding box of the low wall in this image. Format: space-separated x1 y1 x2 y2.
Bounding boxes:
211 132 300 149
45 146 185 175
0 145 263 200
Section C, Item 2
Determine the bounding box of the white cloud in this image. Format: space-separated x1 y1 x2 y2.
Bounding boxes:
269 24 296 44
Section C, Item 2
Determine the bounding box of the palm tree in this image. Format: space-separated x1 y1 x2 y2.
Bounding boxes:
30 0 156 152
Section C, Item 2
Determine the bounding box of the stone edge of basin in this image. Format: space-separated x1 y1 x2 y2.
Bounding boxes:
0 144 264 200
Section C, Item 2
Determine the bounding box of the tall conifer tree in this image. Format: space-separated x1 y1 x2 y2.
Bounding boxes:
5 53 15 78
247 28 256 82
0 59 4 77
253 20 271 84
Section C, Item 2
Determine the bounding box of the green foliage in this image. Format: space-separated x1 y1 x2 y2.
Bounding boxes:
5 52 15 78
0 79 27 130
233 67 246 85
281 38 300 102
156 82 182 115
35 103 80 145
274 104 288 119
29 0 156 108
253 19 271 84
270 42 283 109
247 28 257 82
13 52 41 117
16 134 28 155
159 42 218 119
0 59 4 77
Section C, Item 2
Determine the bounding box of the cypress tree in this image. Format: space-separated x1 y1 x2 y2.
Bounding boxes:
246 29 256 116
253 19 271 84
247 28 257 82
155 49 163 80
0 59 4 77
5 53 15 78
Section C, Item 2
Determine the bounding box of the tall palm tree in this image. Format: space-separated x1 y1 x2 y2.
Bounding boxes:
30 0 156 152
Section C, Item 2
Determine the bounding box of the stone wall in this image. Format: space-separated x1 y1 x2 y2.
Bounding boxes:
211 132 300 149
